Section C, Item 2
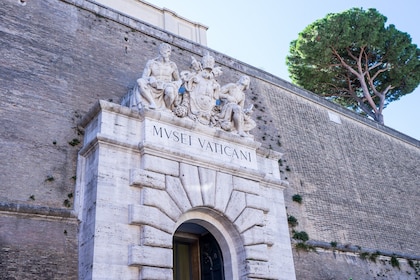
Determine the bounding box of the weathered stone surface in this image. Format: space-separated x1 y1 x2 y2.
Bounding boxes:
235 208 265 233
245 260 272 279
244 244 269 262
129 204 175 234
233 176 260 195
165 175 192 213
140 266 173 280
1 0 419 279
141 187 182 221
130 168 166 189
198 167 217 207
242 226 266 246
214 172 233 213
0 214 78 280
225 190 246 221
141 226 173 248
128 245 172 268
179 163 203 207
246 193 269 212
141 154 179 177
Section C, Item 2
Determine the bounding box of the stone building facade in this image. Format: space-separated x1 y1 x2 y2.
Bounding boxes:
1 0 419 279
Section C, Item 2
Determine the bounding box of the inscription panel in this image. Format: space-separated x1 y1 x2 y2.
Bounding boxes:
143 119 257 169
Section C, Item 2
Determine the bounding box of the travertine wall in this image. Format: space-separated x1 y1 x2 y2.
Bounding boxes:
1 0 419 279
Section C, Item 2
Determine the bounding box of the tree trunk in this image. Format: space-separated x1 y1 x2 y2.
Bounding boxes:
375 112 384 125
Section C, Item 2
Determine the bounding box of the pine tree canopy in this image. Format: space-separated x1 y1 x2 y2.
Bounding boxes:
286 8 420 124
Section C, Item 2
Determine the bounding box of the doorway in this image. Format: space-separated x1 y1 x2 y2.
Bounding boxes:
173 223 225 280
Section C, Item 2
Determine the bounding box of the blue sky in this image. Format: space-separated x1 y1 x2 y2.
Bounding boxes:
149 0 419 140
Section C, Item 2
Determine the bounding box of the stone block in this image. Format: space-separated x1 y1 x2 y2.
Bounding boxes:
165 175 192 213
140 266 173 280
141 154 179 177
242 226 266 246
128 204 175 234
94 222 140 247
244 244 269 261
92 242 129 265
214 172 233 213
130 168 166 189
198 167 217 207
91 263 139 280
99 110 142 145
246 193 269 213
235 208 265 233
179 163 203 207
141 226 173 248
246 260 274 279
233 176 260 195
225 190 246 221
128 245 172 268
141 187 182 221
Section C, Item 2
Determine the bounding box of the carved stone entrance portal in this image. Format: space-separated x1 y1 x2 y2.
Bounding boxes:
75 101 296 279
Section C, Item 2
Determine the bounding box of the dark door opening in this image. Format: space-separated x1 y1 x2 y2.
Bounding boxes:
173 223 225 280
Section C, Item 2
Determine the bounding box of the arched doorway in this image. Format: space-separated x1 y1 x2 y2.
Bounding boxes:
173 223 224 280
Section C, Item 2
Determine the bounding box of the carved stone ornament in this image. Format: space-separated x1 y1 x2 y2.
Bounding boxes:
121 44 256 137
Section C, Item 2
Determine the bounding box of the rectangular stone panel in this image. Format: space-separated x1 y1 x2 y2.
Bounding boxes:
140 266 173 279
91 263 139 280
130 168 166 189
144 119 258 169
128 245 172 268
244 244 269 262
233 176 260 195
141 154 179 177
246 260 275 280
141 226 173 248
246 193 269 213
242 226 266 246
128 204 175 234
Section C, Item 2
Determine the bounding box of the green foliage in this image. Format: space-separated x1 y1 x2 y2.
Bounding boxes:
287 8 420 124
68 138 80 146
369 251 380 263
359 252 370 260
287 215 298 227
408 259 414 269
292 194 302 204
330 241 337 248
295 242 315 252
390 255 400 269
63 199 72 208
293 230 309 242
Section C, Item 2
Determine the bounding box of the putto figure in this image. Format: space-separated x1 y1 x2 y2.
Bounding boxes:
129 43 182 110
